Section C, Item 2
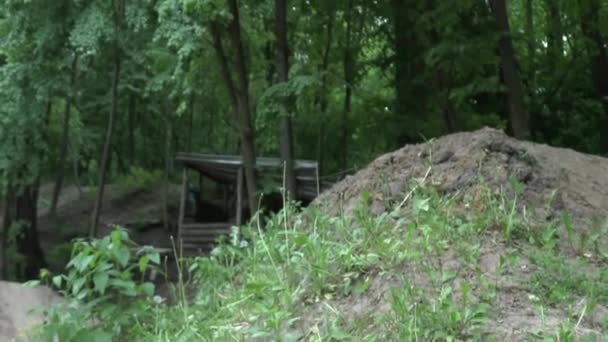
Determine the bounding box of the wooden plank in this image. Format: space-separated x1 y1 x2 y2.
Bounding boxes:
181 236 226 243
236 167 244 226
180 223 233 230
180 229 231 236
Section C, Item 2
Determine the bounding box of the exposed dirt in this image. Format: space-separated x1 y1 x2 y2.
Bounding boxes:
0 281 63 342
306 127 608 340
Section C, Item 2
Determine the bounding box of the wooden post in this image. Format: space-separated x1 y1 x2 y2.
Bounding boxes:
236 167 244 226
198 171 204 221
177 169 187 242
316 164 320 197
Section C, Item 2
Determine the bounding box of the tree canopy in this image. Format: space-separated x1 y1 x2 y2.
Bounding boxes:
2 0 608 279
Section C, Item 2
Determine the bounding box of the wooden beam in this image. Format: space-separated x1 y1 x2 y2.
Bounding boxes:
236 166 244 226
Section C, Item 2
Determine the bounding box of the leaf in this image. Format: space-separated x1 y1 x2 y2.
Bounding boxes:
114 246 130 267
111 230 122 246
509 175 523 196
413 198 430 214
52 275 63 288
148 252 160 265
93 272 109 294
72 277 86 297
140 282 155 296
442 271 457 283
331 330 352 340
72 328 113 342
138 256 149 273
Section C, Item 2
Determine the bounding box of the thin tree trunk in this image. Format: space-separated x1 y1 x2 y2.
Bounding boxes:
545 0 563 65
1 190 12 279
3 181 47 280
50 55 78 216
490 0 531 139
91 54 121 237
226 0 259 214
163 108 171 231
15 180 46 280
342 0 354 170
68 141 83 198
525 0 536 73
275 0 297 199
579 0 608 152
315 9 335 176
128 95 135 165
187 93 194 151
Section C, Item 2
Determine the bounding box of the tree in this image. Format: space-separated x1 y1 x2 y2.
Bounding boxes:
579 0 608 153
490 0 531 139
50 54 79 217
89 0 127 236
275 0 297 199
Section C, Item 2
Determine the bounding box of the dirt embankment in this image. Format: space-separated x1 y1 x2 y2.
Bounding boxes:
317 127 608 231
0 281 62 342
308 127 608 339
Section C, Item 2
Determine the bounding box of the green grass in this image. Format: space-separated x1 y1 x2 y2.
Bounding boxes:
31 179 608 341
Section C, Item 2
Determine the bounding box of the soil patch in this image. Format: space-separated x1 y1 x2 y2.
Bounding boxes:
305 127 608 339
0 281 62 342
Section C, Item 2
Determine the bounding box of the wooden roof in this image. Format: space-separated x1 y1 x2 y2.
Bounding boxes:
175 153 320 199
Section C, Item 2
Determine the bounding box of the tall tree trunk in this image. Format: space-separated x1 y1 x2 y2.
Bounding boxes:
525 0 536 73
315 10 335 175
3 182 47 280
128 95 135 165
275 0 297 199
391 0 426 144
544 0 563 65
91 54 121 237
1 190 11 279
68 141 83 198
163 107 171 231
226 0 259 214
490 0 531 139
187 93 194 151
341 0 354 170
50 55 78 216
579 0 608 152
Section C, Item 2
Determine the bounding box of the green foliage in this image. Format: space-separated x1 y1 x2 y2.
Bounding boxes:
116 166 162 190
29 228 161 340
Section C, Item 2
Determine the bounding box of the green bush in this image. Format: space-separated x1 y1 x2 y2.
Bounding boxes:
116 166 162 190
28 227 161 341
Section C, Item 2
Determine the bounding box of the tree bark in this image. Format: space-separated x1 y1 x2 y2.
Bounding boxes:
163 108 171 232
187 93 195 151
128 95 135 165
315 10 335 175
579 0 608 152
275 0 297 200
490 0 531 139
91 54 121 237
525 0 536 71
342 0 354 170
226 0 259 214
49 55 78 216
544 0 563 65
3 183 47 280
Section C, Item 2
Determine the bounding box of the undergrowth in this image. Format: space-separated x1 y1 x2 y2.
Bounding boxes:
29 178 608 341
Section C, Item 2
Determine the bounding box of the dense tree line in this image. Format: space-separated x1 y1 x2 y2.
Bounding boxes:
1 0 608 279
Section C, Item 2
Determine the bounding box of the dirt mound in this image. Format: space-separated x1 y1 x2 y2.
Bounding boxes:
317 127 608 228
0 281 62 341
306 127 608 339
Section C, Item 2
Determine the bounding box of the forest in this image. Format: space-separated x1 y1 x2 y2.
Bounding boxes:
1 0 608 340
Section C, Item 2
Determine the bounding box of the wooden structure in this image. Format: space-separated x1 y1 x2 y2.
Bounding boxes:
175 153 320 252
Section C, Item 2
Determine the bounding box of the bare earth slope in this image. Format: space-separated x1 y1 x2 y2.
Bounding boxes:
307 127 608 339
317 127 608 231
